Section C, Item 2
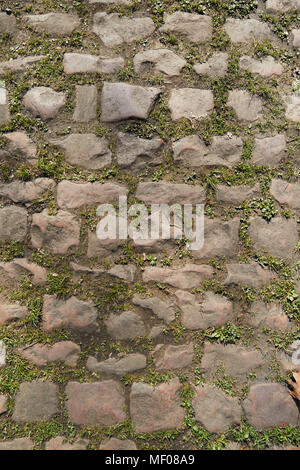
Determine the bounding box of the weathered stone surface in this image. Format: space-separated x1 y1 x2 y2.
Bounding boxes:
136 182 206 204
243 383 299 429
0 438 34 450
143 264 213 289
168 88 214 120
159 12 212 43
201 342 265 377
291 29 300 48
87 230 123 258
93 13 155 47
152 343 194 370
0 12 17 34
249 217 298 262
252 134 286 167
0 303 28 326
100 438 137 450
63 53 124 74
0 206 27 241
73 85 97 122
133 49 186 77
130 378 185 433
193 385 242 433
25 13 80 36
50 133 112 170
108 264 137 282
239 55 283 77
270 179 300 210
116 132 163 168
101 82 160 122
45 437 88 451
249 301 290 330
266 0 300 12
0 56 45 74
173 134 243 167
71 262 105 280
225 18 272 42
0 178 55 203
3 132 37 163
23 87 65 120
57 180 127 209
194 53 228 77
31 209 80 254
0 341 6 367
0 84 10 124
105 311 146 339
66 380 126 425
133 294 175 324
193 218 240 260
0 395 7 415
13 380 59 422
19 341 81 367
177 291 234 330
225 263 276 288
284 94 300 121
42 295 98 332
227 90 262 121
87 353 146 376
0 258 47 285
216 184 261 204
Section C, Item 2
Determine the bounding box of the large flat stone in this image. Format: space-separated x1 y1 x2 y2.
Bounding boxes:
168 88 214 120
225 18 272 42
0 12 17 34
159 12 212 43
13 380 59 422
132 294 175 324
249 301 290 331
224 263 276 288
87 353 146 376
0 178 55 203
73 85 97 122
270 179 300 209
227 90 263 121
136 181 205 204
25 13 80 36
133 49 186 77
239 55 283 77
0 206 27 241
23 87 66 120
0 303 28 326
152 343 194 370
0 258 47 285
193 218 240 259
63 53 124 74
57 180 127 209
105 311 146 339
252 134 286 167
143 264 213 289
116 132 164 168
194 53 228 78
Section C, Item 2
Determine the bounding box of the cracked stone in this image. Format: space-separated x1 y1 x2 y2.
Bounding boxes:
225 263 276 288
19 341 81 367
159 12 212 43
100 438 137 450
270 179 300 210
101 82 160 122
216 184 261 204
105 311 146 339
0 56 45 74
13 380 59 422
133 48 186 77
42 295 98 332
0 303 28 326
252 134 286 167
193 385 242 433
116 132 164 168
3 132 37 163
249 301 290 330
23 87 66 120
225 18 272 43
93 13 155 47
25 13 80 36
173 134 243 167
168 88 214 120
66 380 126 425
0 84 10 124
143 264 213 289
0 206 28 241
201 342 265 377
45 437 88 451
249 217 298 262
243 383 299 429
194 53 228 77
136 181 206 204
0 258 47 285
227 90 263 121
176 291 235 330
132 294 175 324
73 85 97 122
57 180 127 209
0 178 55 203
31 209 80 254
87 353 146 376
152 343 194 370
239 55 283 77
63 53 124 74
130 378 185 433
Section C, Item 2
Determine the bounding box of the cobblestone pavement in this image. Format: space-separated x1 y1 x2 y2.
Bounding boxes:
0 0 299 451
